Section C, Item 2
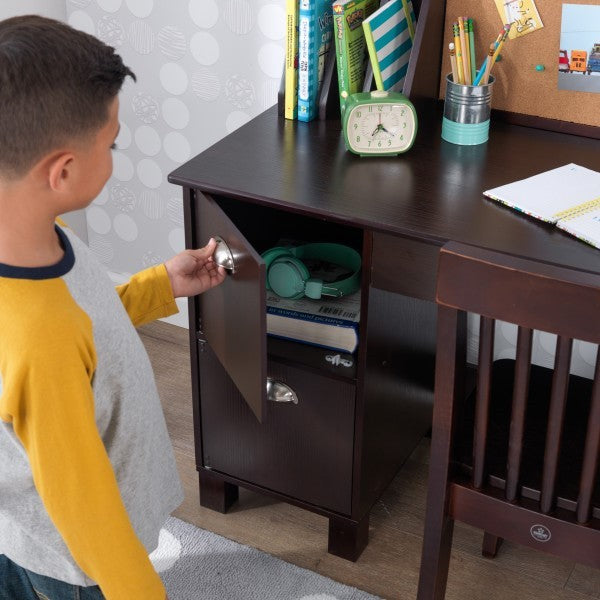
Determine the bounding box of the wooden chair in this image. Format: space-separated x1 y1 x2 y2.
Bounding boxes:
417 241 600 599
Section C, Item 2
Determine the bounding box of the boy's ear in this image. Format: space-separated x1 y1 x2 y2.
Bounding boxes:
46 151 76 193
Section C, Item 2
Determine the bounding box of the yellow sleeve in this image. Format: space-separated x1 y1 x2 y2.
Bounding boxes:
116 263 178 327
4 317 166 600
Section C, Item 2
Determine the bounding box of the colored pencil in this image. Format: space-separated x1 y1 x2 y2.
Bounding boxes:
452 22 464 84
467 18 476 83
481 43 496 85
449 42 459 83
457 17 470 84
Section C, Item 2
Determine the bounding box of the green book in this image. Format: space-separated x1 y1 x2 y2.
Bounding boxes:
332 0 379 117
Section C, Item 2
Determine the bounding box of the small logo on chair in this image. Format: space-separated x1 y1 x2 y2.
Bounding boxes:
530 524 551 542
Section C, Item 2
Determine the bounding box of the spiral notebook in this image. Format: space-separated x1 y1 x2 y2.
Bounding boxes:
483 163 600 250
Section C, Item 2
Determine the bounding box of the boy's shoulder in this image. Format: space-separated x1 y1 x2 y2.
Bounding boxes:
0 275 92 361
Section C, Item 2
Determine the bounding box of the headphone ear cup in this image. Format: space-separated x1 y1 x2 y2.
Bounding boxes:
261 247 293 290
267 256 310 299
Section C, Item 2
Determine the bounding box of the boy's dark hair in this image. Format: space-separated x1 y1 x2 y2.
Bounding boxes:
0 15 135 179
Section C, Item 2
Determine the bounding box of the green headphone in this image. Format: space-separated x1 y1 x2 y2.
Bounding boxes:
261 243 361 299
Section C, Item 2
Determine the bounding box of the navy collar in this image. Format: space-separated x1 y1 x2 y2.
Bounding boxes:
0 225 75 280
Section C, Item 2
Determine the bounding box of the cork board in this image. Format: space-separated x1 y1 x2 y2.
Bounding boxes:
439 0 600 127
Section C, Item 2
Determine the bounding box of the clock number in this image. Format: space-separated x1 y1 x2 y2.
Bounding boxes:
354 123 358 130
357 111 361 118
378 140 381 147
388 139 391 146
356 135 360 143
403 122 407 128
368 106 373 112
378 106 383 112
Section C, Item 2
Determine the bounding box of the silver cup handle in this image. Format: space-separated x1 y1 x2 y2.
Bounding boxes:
266 378 298 404
213 235 235 273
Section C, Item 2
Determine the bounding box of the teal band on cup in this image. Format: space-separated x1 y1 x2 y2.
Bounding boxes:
441 117 490 145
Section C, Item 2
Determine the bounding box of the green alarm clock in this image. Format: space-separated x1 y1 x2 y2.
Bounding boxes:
342 90 418 157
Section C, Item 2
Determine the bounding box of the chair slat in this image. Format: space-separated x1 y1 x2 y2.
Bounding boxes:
540 336 573 514
577 355 600 523
473 316 495 488
506 327 533 502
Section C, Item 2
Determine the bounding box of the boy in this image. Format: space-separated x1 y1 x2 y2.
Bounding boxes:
0 15 225 600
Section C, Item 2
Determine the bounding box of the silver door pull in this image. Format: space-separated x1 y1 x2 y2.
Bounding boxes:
213 235 235 273
266 378 298 404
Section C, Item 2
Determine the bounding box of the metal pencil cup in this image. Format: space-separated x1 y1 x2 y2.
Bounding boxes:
441 74 495 145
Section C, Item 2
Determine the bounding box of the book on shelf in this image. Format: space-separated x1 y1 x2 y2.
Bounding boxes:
332 0 379 116
483 163 600 250
362 0 416 93
285 0 299 119
297 0 334 122
266 289 361 353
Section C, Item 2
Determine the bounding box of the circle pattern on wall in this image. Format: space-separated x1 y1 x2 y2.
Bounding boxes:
110 185 136 212
160 63 189 95
96 0 122 12
225 75 255 110
189 0 218 29
157 26 186 60
125 0 153 19
223 0 253 34
191 69 221 101
128 20 155 54
97 15 124 46
132 93 159 124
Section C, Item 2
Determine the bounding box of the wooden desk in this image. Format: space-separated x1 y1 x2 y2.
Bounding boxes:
169 104 600 560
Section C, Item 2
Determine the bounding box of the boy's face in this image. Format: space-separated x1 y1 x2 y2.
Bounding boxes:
66 96 120 211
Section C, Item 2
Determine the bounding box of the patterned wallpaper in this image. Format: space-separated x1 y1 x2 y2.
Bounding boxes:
63 1 596 376
65 0 286 326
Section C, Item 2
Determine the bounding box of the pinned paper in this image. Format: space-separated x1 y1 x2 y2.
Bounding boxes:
494 0 543 39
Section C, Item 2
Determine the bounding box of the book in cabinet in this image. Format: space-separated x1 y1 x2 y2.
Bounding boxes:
176 188 436 561
278 0 445 120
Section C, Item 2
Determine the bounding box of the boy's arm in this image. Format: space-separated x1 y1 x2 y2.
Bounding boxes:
116 239 225 326
2 321 166 600
115 263 178 327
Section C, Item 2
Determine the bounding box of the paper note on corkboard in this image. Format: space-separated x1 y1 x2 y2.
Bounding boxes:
494 0 544 39
440 0 600 128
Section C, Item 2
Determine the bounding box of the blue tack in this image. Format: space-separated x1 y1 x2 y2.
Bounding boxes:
535 64 545 71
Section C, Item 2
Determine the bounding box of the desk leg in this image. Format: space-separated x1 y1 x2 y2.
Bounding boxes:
198 468 239 513
328 513 369 562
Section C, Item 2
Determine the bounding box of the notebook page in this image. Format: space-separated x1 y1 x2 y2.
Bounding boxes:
483 164 600 224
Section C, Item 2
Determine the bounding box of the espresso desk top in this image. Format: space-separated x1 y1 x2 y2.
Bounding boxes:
169 104 600 278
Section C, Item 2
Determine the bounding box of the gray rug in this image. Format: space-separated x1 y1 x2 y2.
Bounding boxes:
150 516 381 600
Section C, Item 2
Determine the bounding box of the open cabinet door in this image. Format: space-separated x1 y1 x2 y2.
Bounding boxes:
195 192 267 422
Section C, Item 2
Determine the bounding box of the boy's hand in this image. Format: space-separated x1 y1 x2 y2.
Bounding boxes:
164 238 226 298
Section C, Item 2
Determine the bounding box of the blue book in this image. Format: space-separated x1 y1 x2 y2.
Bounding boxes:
297 0 334 122
266 290 360 353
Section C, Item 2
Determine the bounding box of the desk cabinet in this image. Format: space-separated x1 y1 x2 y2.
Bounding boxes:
180 188 437 560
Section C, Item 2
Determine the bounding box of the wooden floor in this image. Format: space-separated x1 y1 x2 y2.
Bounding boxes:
140 321 600 600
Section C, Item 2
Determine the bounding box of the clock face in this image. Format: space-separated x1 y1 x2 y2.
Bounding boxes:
345 102 416 155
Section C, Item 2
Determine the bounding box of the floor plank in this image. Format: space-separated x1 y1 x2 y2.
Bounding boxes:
139 321 599 600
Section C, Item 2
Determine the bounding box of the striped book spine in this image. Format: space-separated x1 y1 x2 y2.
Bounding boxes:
362 0 416 93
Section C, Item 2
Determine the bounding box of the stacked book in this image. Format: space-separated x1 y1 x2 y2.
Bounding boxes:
266 289 361 353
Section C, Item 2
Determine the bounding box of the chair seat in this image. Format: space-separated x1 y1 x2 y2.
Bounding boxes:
454 359 599 517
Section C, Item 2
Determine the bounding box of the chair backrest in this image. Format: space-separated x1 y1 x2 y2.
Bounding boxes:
437 241 600 553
